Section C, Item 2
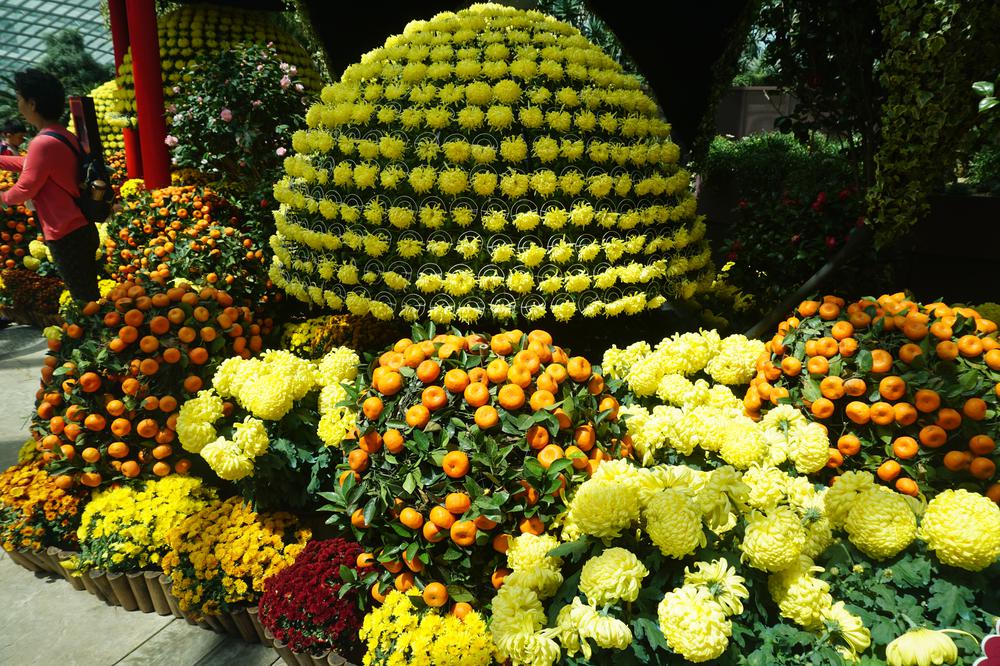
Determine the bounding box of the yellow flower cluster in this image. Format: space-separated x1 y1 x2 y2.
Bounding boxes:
603 329 763 392
213 350 320 420
270 3 714 322
0 461 82 553
917 489 1000 571
822 471 917 560
360 590 497 666
161 496 309 616
89 80 124 152
76 476 216 572
112 5 320 124
281 313 402 357
178 346 360 476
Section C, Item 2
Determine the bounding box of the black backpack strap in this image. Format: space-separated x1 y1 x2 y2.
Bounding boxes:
41 130 83 161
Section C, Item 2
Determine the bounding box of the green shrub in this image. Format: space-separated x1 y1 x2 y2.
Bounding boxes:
702 133 857 197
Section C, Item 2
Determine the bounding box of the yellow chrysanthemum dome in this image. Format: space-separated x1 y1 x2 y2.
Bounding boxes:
270 3 711 323
112 5 321 125
843 486 917 560
89 80 124 153
918 489 1000 571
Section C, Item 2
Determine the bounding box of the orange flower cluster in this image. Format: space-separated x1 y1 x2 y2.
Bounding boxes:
749 293 1000 501
0 461 84 552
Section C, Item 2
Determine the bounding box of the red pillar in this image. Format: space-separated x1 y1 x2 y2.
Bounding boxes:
108 0 142 179
125 0 170 189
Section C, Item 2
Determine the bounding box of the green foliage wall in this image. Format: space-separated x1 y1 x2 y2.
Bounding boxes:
868 1 1000 244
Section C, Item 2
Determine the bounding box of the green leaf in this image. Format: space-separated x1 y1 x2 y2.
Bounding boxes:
972 80 995 96
338 565 357 583
547 537 590 561
927 578 973 626
856 349 873 374
362 497 379 526
802 375 821 402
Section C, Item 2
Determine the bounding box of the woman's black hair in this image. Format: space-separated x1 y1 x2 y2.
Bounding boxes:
13 69 64 122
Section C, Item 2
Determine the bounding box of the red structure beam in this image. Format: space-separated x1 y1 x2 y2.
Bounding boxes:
124 0 170 188
108 0 143 179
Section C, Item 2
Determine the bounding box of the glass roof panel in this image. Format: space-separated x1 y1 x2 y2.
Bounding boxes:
0 0 113 81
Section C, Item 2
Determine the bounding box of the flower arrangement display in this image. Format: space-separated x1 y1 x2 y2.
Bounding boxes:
103 184 272 305
747 293 1000 499
89 80 124 154
359 590 497 666
32 273 272 488
0 461 85 553
270 4 711 324
75 475 216 572
282 314 406 358
320 325 630 606
258 537 368 658
161 495 311 617
484 456 1000 665
174 346 359 510
112 4 321 129
599 330 840 482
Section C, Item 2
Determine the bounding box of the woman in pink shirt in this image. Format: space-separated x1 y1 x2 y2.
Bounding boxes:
0 69 99 301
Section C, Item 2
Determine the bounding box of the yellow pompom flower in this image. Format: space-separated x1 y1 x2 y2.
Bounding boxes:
657 585 732 663
579 547 648 606
767 555 833 629
918 489 1000 571
741 506 805 572
644 488 706 559
844 486 916 560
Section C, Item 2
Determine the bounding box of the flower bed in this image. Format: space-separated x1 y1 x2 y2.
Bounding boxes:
748 293 1000 498
0 460 84 554
270 4 710 323
323 324 630 605
161 496 310 618
258 537 367 661
103 184 272 304
32 274 272 488
175 347 358 511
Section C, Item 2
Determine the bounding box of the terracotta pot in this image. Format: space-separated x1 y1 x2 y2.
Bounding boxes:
107 572 139 611
144 571 172 615
216 610 240 638
271 639 298 666
126 571 155 613
202 614 224 633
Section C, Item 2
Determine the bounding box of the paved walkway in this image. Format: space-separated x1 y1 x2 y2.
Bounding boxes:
0 325 280 666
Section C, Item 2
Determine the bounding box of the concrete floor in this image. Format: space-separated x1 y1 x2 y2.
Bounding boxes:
0 325 281 666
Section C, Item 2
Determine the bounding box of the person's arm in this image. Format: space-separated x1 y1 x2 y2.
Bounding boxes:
1 141 52 205
0 154 26 172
